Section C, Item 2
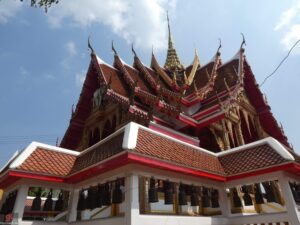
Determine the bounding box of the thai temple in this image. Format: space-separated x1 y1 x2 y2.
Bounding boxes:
1 15 300 225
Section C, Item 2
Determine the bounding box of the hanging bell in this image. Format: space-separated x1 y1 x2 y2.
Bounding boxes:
164 180 173 205
112 180 123 204
211 189 220 208
241 185 253 206
0 196 7 214
263 182 276 203
6 193 12 214
11 191 18 212
184 184 192 196
148 177 158 203
201 187 210 207
86 187 97 210
294 183 300 204
190 186 199 207
43 190 53 211
31 189 42 211
178 183 187 206
289 182 298 202
254 183 264 204
95 184 103 208
77 189 86 211
55 191 64 211
232 188 242 207
102 182 111 206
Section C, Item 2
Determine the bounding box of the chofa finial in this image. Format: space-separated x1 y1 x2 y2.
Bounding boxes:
240 33 246 49
112 40 117 55
217 38 222 53
88 36 94 54
131 43 137 57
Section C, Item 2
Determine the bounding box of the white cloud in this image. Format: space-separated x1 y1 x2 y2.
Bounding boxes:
274 7 298 31
65 41 77 56
19 66 29 79
43 73 55 80
75 70 86 87
47 0 177 50
275 1 300 53
61 40 78 69
0 0 22 24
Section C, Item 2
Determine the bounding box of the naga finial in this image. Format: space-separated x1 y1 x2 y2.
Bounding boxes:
131 43 137 57
240 33 246 49
112 40 117 55
88 36 94 54
217 38 222 53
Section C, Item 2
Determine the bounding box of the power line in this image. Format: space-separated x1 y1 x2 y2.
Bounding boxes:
260 39 300 87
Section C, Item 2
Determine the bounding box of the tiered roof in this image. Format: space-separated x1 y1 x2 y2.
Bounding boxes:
60 41 289 150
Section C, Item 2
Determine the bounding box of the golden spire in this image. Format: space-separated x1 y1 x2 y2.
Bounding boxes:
164 11 184 72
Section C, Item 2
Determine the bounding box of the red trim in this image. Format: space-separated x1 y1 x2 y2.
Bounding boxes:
8 171 65 182
226 163 294 181
193 105 220 120
0 175 20 189
66 153 129 183
149 124 199 146
127 152 226 181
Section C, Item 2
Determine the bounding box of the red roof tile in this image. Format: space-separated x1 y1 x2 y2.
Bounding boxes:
219 144 289 175
17 148 76 176
135 129 225 175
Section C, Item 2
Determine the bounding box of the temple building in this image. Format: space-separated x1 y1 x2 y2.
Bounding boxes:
1 16 300 225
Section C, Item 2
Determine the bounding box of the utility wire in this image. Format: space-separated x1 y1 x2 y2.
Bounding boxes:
260 39 300 87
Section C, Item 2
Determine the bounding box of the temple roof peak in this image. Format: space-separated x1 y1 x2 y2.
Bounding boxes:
164 11 184 72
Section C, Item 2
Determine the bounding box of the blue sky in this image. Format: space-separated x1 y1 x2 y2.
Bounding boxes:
0 0 300 167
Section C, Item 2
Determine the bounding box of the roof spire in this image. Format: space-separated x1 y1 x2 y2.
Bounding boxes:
164 11 184 77
167 11 174 49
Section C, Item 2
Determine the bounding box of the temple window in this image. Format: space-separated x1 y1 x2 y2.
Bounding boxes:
76 177 125 221
139 177 222 216
229 180 285 214
22 187 70 221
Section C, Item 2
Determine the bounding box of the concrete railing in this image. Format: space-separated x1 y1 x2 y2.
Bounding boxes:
228 211 289 225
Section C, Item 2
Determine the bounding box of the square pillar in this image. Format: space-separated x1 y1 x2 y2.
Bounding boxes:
124 174 139 225
278 174 300 225
67 189 79 223
12 185 29 224
218 186 231 217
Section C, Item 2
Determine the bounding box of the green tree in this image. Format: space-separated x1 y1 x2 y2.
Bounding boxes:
21 0 59 12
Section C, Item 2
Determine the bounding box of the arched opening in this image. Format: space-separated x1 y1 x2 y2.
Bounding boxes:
239 111 252 144
102 120 113 140
92 127 100 145
111 115 117 131
88 131 93 147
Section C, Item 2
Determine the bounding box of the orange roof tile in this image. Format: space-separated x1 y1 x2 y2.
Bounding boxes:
17 148 76 176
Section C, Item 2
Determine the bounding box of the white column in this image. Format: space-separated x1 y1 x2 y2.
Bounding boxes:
124 174 139 225
12 185 29 224
218 186 231 217
67 189 79 222
278 175 300 225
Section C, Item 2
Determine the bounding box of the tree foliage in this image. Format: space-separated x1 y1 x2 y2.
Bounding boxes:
21 0 59 12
